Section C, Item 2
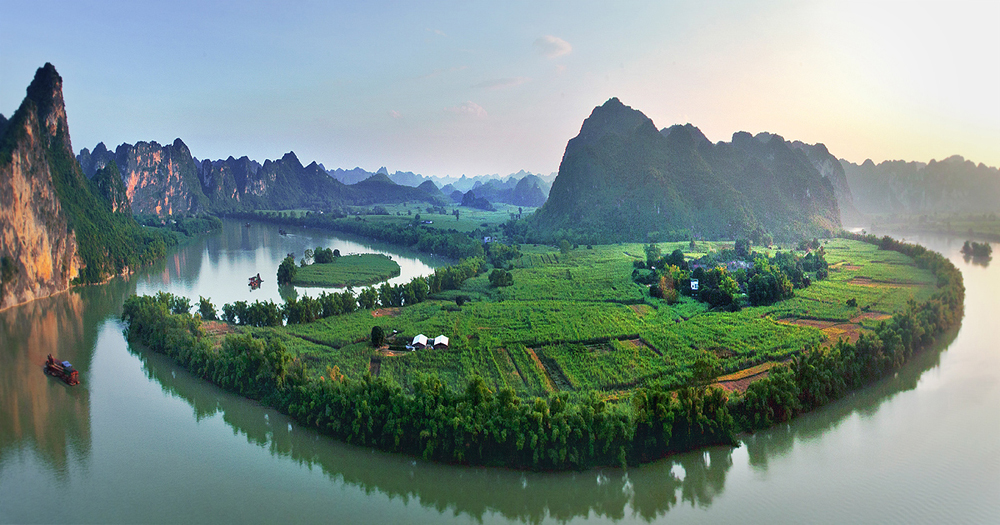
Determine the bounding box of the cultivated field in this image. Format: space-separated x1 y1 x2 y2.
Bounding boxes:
254 239 937 397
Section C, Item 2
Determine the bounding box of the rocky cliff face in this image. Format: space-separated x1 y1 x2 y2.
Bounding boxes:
80 144 363 213
115 139 209 215
0 64 84 310
790 141 864 227
79 139 209 215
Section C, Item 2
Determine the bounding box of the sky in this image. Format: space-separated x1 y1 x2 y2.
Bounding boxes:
2 0 998 178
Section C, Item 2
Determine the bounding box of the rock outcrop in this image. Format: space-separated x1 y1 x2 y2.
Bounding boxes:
0 64 84 310
531 98 842 242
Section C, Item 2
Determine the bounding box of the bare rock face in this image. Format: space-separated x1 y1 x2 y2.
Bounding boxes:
113 138 208 215
0 64 84 310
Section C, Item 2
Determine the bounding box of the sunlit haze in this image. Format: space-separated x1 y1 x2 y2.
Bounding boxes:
2 0 997 176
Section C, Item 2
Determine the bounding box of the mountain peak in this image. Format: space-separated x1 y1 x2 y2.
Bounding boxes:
359 172 395 185
660 123 710 147
24 63 70 149
574 97 656 147
376 166 389 175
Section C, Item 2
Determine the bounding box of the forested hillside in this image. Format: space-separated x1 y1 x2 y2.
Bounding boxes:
531 98 842 243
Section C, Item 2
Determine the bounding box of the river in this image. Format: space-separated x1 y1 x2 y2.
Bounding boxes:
1 223 997 523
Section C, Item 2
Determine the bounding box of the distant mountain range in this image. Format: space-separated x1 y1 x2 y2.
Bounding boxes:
328 166 553 207
841 156 1000 217
77 144 553 215
531 98 847 242
77 143 461 215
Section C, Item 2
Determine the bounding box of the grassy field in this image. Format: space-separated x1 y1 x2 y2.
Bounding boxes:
350 203 534 236
292 253 400 288
248 239 937 398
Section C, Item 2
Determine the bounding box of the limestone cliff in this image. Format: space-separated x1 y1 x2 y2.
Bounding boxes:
114 139 210 215
0 64 84 310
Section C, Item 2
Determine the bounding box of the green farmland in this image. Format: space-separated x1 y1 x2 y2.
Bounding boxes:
292 253 401 288
259 238 938 397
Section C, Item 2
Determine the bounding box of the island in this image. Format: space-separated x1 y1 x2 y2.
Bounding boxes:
292 253 401 288
121 232 963 470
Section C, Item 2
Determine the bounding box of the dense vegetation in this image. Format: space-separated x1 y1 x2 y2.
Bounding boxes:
529 98 841 244
231 209 486 261
633 240 830 311
121 233 962 469
728 232 964 429
961 240 992 260
134 213 223 239
292 253 400 288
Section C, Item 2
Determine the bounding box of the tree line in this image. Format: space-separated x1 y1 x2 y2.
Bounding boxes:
121 232 963 469
198 257 486 327
727 232 964 429
635 240 829 310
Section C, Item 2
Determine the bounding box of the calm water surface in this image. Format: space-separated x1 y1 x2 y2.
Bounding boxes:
1 224 997 524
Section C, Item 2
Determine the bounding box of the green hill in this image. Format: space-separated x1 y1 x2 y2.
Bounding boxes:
531 98 841 243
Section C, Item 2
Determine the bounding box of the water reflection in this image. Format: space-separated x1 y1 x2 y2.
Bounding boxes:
742 327 956 472
0 279 133 476
962 254 991 267
133 219 449 310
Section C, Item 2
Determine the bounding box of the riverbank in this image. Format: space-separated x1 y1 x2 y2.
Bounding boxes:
119 232 963 470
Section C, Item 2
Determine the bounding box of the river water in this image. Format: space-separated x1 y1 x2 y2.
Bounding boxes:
1 223 997 524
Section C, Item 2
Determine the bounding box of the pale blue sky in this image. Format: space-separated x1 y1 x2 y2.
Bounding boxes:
2 1 998 176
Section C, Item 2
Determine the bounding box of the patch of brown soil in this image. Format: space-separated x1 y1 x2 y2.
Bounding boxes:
371 308 400 318
526 348 557 392
850 312 893 323
821 324 863 344
778 318 838 329
839 264 863 271
202 321 235 336
716 370 771 392
368 358 381 377
624 337 663 356
847 277 922 288
629 304 652 317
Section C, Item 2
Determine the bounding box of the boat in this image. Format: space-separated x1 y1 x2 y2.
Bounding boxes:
278 229 288 236
248 273 263 289
44 354 80 386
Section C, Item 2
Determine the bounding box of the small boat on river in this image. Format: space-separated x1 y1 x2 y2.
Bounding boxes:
44 354 80 386
278 229 288 236
249 273 263 289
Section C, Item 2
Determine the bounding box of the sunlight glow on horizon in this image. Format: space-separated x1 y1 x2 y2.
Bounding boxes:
1 0 997 176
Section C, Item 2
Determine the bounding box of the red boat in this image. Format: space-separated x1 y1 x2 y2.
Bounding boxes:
44 354 80 386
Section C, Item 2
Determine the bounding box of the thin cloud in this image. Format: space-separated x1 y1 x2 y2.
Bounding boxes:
472 77 531 90
427 28 447 37
389 110 401 119
445 101 487 118
534 35 572 58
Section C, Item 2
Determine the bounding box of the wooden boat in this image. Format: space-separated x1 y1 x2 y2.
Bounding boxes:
44 354 80 386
